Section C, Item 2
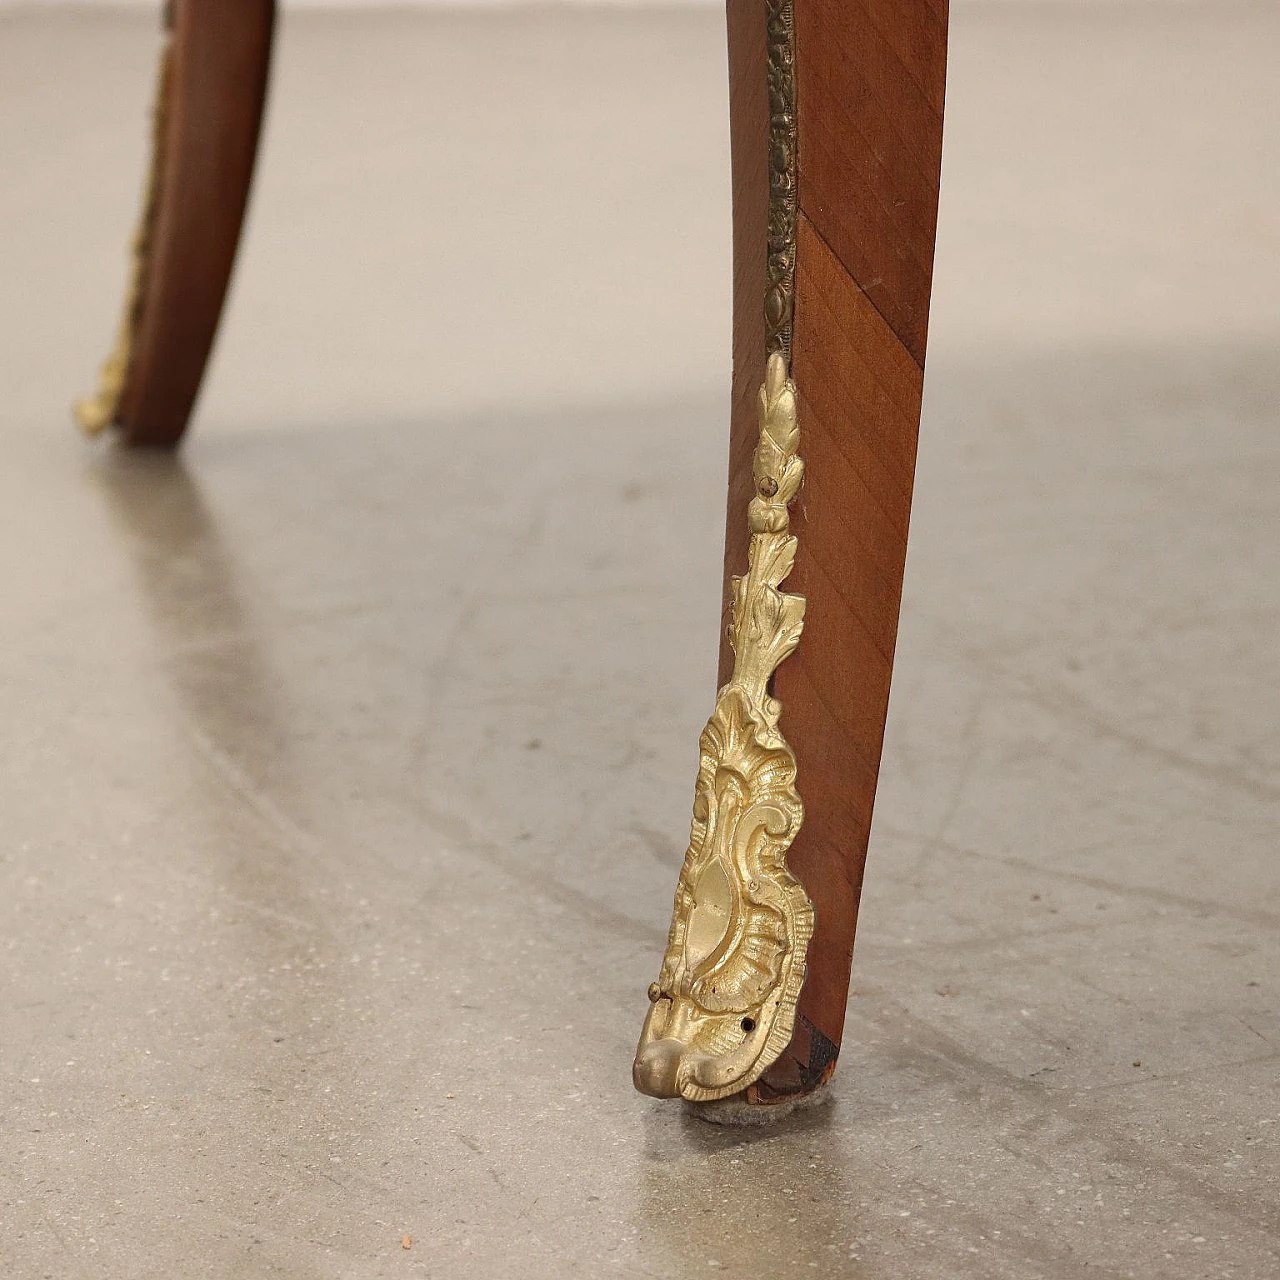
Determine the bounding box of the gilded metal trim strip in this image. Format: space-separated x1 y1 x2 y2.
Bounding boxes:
765 0 797 361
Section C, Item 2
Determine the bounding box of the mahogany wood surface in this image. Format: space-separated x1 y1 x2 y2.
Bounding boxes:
117 0 275 448
720 0 948 1103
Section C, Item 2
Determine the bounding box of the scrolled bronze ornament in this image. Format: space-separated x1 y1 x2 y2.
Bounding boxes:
634 352 813 1102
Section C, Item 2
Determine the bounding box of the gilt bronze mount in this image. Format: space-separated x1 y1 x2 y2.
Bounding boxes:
633 0 810 1104
634 352 812 1102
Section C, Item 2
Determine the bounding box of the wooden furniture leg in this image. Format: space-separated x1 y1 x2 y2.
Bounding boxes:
635 0 948 1112
76 0 276 449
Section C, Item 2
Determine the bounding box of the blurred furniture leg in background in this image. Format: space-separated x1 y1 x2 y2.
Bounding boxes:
76 0 275 449
635 0 947 1114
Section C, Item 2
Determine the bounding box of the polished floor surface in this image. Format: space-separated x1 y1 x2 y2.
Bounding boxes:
2 4 1279 1277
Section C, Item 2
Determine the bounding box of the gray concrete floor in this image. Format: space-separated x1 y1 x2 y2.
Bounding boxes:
2 4 1279 1277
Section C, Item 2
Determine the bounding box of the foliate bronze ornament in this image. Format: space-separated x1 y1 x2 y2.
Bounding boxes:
633 353 813 1103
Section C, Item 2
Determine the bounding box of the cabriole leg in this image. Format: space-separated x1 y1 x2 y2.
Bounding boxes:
635 0 948 1116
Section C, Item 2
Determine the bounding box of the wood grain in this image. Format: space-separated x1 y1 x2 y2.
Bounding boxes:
117 0 275 448
721 0 948 1103
796 0 946 365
